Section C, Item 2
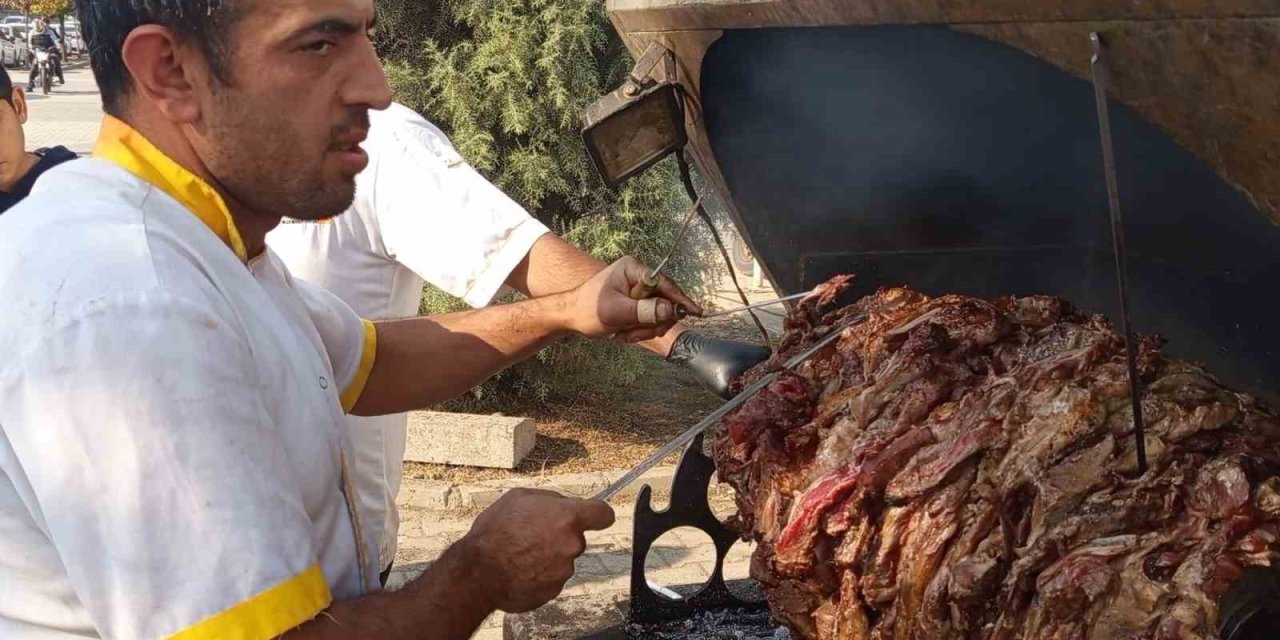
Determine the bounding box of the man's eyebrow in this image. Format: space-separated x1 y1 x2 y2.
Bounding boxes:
290 17 363 39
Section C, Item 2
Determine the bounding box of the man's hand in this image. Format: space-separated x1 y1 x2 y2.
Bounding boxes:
456 489 615 613
567 257 702 344
668 331 772 399
285 489 614 639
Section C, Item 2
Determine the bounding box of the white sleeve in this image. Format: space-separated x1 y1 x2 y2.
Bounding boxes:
0 292 330 639
292 277 378 413
367 116 551 308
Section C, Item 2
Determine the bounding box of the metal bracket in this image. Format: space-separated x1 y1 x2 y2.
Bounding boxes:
1090 32 1147 475
625 42 676 96
628 433 765 624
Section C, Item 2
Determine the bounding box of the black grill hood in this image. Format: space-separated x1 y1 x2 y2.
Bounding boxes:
605 3 1280 403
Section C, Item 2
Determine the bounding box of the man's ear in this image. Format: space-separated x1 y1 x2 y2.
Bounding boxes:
120 24 205 123
11 87 27 125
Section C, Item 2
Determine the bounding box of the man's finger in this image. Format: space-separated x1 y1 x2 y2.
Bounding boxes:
656 274 703 316
570 499 616 531
635 298 675 326
632 298 675 325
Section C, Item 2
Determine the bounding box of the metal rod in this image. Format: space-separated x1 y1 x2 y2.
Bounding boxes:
647 196 703 281
676 151 773 348
1091 32 1147 475
593 317 862 502
698 291 812 319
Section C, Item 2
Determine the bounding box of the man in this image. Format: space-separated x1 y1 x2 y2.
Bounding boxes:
268 102 772 582
26 18 64 90
0 65 76 213
0 1 699 639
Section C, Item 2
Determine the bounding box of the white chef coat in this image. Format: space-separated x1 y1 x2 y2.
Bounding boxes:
267 102 550 570
0 116 380 639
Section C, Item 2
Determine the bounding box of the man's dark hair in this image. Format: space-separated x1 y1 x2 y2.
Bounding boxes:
73 0 241 116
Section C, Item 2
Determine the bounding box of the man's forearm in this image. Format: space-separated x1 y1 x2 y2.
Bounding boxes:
284 545 493 639
508 234 684 357
352 294 571 416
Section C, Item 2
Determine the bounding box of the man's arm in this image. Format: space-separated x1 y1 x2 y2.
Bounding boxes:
285 489 614 640
283 546 492 639
506 234 773 399
352 292 570 416
352 256 692 416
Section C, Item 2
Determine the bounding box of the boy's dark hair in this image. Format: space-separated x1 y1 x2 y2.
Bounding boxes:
0 65 12 105
73 0 242 116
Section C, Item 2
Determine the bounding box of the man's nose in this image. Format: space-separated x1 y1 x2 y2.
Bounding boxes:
345 39 393 111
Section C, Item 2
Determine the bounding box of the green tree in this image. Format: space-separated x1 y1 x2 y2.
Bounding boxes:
0 0 72 19
30 0 71 16
374 0 706 407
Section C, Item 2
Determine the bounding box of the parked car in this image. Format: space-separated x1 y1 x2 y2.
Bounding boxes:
1 16 27 28
60 24 83 58
6 24 29 60
0 27 26 69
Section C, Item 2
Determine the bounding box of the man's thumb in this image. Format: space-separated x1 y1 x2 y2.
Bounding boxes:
635 298 674 325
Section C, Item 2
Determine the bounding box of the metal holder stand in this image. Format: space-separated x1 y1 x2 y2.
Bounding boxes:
628 433 766 624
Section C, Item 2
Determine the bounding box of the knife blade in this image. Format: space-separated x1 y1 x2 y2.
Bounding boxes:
593 316 864 502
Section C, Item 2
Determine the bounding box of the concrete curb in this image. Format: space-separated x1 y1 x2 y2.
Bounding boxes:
399 465 736 513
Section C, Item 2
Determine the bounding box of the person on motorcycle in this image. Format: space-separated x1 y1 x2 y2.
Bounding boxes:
27 18 65 91
0 66 76 214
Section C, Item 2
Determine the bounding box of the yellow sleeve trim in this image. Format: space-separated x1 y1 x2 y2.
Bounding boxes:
341 319 379 413
168 564 332 640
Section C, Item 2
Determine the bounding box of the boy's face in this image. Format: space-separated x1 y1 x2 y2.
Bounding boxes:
0 88 28 188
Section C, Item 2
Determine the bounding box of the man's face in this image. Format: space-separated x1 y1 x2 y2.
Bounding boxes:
191 0 390 222
0 90 28 188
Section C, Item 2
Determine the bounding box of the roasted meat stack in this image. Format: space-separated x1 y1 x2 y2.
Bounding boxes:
712 277 1280 639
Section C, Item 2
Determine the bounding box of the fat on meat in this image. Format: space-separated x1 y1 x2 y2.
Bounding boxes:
713 276 1280 640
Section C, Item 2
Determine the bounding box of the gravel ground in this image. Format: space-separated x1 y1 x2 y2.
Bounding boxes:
406 313 779 484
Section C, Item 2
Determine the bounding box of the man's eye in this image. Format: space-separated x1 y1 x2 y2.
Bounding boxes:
304 41 335 55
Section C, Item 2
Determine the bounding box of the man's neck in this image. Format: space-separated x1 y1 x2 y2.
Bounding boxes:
0 152 42 193
125 115 276 258
230 205 277 259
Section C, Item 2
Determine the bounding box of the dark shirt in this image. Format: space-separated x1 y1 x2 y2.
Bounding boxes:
0 146 77 214
30 30 56 51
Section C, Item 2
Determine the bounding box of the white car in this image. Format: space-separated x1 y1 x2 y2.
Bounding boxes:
0 26 26 69
61 25 83 57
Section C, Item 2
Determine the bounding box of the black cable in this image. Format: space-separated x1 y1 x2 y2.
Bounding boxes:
675 150 774 350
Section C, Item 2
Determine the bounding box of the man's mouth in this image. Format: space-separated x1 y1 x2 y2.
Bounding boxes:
329 129 371 174
330 129 368 152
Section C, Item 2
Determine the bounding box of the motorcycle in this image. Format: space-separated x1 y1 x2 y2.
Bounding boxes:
34 48 53 95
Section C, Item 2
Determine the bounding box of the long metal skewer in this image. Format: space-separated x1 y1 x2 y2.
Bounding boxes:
594 316 863 502
1091 32 1147 475
697 291 812 319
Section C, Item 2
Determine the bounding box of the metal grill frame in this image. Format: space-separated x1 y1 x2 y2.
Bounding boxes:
628 433 766 624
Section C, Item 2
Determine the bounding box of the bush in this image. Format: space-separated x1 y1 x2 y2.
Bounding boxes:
379 0 709 408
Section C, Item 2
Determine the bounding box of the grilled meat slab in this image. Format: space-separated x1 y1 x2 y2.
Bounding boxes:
713 277 1280 639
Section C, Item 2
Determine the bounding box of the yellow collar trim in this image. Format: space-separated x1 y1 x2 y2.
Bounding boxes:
94 116 249 262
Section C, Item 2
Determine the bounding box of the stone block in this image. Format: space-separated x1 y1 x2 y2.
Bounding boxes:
405 411 536 469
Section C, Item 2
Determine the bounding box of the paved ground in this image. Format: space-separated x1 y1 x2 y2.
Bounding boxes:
23 59 102 154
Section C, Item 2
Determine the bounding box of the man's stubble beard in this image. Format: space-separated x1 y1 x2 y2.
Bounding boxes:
202 94 358 224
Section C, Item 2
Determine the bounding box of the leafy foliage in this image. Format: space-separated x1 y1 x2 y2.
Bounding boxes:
377 0 708 407
0 0 72 18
